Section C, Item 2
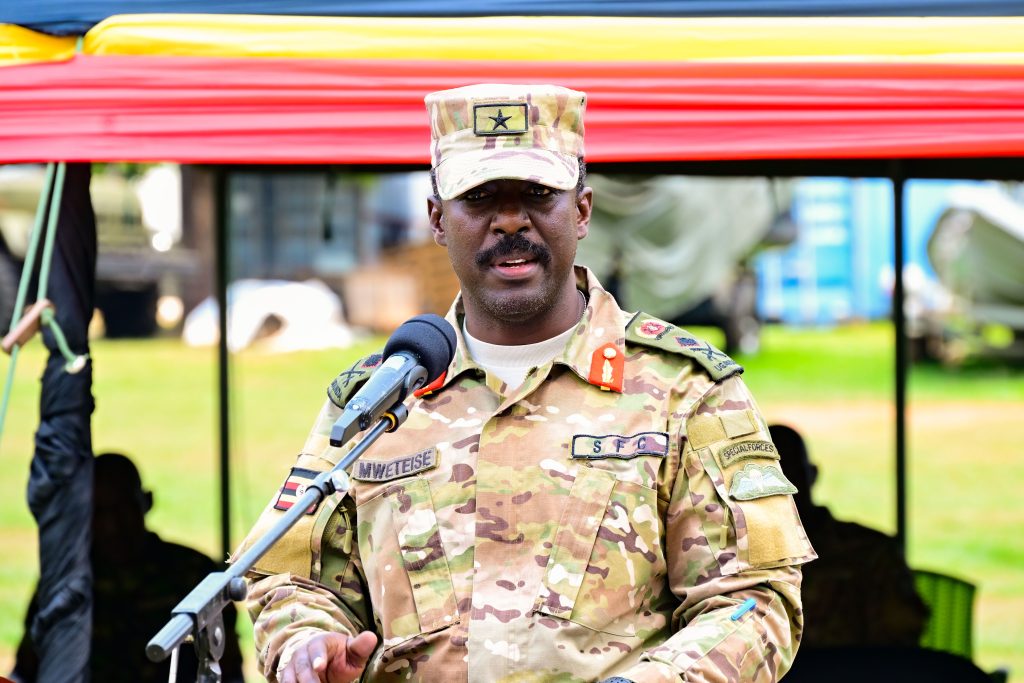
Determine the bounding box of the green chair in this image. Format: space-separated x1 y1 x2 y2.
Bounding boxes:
913 568 975 659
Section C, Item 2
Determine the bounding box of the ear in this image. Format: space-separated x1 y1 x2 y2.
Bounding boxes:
428 196 447 247
575 186 593 240
141 490 154 515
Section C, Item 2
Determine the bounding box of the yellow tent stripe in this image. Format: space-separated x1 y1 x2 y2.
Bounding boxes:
84 15 1024 63
0 24 76 67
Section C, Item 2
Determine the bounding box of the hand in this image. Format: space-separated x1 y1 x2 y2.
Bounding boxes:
280 631 378 683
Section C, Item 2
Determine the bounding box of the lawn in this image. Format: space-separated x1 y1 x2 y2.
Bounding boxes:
0 322 1021 679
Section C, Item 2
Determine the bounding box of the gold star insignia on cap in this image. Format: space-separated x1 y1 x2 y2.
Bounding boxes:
474 103 528 136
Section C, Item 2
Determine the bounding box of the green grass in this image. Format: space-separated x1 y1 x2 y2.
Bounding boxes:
1 323 1022 679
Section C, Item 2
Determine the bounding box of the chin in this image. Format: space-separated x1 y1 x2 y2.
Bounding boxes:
483 290 551 323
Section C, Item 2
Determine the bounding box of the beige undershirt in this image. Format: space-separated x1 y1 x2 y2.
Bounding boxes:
463 320 576 389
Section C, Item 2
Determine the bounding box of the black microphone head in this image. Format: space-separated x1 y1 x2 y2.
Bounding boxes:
382 314 457 380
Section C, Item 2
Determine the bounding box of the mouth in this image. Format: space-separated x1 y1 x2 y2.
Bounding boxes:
476 233 552 280
492 254 539 277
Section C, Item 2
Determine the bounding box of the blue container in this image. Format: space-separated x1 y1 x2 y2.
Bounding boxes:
756 178 987 325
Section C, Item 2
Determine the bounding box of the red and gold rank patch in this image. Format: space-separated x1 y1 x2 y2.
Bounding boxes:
273 467 321 515
587 342 624 393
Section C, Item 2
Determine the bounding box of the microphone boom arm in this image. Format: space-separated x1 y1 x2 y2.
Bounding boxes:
146 403 410 680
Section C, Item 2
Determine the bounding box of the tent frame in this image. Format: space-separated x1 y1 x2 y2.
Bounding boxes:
208 155 1024 558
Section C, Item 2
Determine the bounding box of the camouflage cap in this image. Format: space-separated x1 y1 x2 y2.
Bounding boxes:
425 83 586 200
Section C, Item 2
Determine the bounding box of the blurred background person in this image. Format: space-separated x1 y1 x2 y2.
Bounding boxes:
770 423 929 649
10 452 244 683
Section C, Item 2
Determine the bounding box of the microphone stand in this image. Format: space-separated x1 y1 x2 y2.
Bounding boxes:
147 403 412 682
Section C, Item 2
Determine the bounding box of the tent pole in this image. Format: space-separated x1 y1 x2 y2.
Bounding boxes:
891 163 907 552
215 167 231 561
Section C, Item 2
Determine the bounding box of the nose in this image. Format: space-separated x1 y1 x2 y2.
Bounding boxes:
490 193 530 235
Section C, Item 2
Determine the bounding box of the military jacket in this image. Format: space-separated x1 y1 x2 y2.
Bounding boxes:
239 268 815 683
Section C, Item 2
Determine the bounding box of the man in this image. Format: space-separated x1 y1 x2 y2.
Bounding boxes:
237 84 814 683
770 424 928 649
11 452 244 683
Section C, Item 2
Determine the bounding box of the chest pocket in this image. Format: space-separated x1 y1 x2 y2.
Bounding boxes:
533 465 666 637
356 478 459 642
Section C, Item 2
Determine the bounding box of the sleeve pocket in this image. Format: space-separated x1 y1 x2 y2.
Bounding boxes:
696 447 812 571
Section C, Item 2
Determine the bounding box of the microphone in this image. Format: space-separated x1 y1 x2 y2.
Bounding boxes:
330 314 456 447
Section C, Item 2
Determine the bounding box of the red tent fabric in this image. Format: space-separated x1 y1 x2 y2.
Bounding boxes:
4 56 1024 164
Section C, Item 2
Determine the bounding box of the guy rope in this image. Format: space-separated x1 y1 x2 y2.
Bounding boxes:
0 162 88 444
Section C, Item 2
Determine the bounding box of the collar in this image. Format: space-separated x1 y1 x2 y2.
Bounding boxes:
416 266 626 397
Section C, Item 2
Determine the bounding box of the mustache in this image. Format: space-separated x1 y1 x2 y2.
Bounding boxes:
475 232 552 268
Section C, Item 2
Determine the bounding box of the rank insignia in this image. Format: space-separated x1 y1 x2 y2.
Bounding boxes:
587 342 624 393
572 431 669 459
273 467 321 514
474 103 529 136
728 463 797 501
351 447 439 482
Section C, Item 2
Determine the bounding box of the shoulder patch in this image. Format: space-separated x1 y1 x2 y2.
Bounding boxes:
327 352 383 408
728 462 798 501
625 312 742 381
273 467 321 514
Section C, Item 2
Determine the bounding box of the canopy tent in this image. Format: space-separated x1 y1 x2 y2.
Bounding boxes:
5 13 1024 570
4 16 1024 164
5 12 1023 681
8 0 1024 36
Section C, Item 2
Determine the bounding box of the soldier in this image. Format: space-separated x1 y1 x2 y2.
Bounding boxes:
236 83 815 683
770 424 928 649
11 452 244 683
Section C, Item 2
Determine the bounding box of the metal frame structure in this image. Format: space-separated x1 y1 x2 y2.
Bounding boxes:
208 155 1024 557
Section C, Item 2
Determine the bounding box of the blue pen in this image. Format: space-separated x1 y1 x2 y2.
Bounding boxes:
730 598 757 621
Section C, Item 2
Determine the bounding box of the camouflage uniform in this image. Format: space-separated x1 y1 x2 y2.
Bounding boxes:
238 267 815 683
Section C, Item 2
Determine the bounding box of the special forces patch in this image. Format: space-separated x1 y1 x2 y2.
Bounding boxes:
274 467 321 514
474 103 529 135
351 447 439 482
719 439 779 467
728 463 797 501
571 432 669 460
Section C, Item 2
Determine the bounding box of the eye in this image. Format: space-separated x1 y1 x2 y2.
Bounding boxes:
526 184 555 197
460 184 494 201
